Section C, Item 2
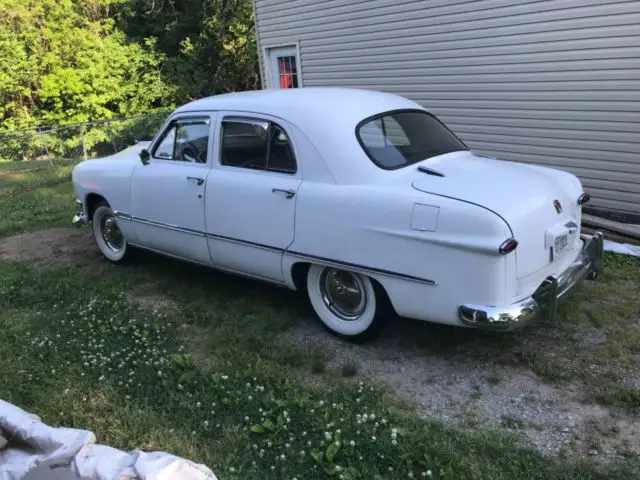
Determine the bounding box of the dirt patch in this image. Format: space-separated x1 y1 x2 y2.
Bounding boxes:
279 316 640 462
0 228 102 268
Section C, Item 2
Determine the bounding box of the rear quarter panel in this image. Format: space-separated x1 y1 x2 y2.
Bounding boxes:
284 183 514 326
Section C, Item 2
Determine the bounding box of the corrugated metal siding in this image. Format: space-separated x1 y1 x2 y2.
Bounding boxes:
254 0 640 216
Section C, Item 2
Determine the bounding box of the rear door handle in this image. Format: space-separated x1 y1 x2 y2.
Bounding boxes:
272 188 296 199
187 176 204 186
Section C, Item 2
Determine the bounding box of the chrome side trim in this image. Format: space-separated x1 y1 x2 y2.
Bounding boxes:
119 214 437 286
459 231 605 331
127 242 288 288
114 211 132 220
206 233 283 253
122 214 206 237
286 251 437 286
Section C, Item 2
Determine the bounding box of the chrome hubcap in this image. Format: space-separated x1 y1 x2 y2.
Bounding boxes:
101 215 124 252
320 268 367 320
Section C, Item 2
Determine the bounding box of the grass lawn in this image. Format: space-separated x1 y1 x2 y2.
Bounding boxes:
1 162 639 479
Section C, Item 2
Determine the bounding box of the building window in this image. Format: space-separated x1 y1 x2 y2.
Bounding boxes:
277 55 298 88
268 46 301 89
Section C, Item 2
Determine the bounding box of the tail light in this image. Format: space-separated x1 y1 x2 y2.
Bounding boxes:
577 193 590 205
499 238 518 255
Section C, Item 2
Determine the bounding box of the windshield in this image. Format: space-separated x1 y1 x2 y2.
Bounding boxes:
356 110 468 169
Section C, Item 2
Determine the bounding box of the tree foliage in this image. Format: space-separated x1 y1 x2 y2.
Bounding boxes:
0 0 259 132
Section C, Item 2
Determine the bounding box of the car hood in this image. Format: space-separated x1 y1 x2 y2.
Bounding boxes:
410 150 584 279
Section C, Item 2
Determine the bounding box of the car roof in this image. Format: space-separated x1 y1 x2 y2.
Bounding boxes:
175 88 428 183
175 87 424 124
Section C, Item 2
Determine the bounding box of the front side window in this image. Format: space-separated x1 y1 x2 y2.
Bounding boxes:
356 110 468 169
220 119 296 173
152 117 210 164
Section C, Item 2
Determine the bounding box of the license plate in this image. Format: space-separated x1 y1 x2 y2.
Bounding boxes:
554 234 569 256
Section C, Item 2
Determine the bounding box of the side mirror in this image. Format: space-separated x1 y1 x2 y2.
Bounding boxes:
139 148 151 165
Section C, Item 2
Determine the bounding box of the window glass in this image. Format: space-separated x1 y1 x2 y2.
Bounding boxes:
221 119 296 173
221 121 269 169
357 111 468 169
277 56 299 88
154 126 176 159
152 118 210 163
267 125 296 173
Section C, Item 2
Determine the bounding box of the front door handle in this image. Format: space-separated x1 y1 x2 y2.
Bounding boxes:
272 188 296 199
187 176 204 186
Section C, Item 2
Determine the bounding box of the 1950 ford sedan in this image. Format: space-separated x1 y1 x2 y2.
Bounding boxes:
71 88 604 341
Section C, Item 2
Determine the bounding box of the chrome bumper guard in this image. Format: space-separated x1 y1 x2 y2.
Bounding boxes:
459 232 605 331
72 199 89 227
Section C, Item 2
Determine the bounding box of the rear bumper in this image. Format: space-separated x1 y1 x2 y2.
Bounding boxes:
459 232 604 331
72 198 88 227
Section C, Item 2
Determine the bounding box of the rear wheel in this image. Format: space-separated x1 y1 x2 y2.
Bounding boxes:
306 264 386 342
92 203 131 263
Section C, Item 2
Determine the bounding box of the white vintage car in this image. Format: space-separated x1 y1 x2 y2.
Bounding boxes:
71 88 604 341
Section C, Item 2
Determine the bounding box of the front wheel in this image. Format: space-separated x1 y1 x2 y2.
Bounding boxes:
306 264 387 342
92 203 131 263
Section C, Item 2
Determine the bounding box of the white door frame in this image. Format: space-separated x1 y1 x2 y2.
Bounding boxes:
264 43 303 89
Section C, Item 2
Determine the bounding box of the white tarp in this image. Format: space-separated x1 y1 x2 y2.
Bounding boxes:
582 234 640 257
0 400 218 480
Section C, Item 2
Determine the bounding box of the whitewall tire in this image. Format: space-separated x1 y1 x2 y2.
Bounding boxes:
306 264 386 342
92 204 130 263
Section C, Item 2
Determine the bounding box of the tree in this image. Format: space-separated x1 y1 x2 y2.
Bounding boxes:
0 0 173 130
121 0 260 102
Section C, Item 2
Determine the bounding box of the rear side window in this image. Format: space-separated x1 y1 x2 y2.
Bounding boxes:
356 110 468 169
220 119 297 174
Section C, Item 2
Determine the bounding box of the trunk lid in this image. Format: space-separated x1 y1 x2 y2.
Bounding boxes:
410 150 581 279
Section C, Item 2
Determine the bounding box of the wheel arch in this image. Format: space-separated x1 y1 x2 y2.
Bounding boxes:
85 193 109 221
289 261 396 316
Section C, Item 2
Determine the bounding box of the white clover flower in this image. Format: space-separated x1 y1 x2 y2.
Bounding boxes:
392 439 397 446
204 421 209 427
280 454 285 460
300 450 305 456
229 467 235 473
408 472 414 478
349 440 355 447
335 466 342 472
371 436 376 441
324 432 332 441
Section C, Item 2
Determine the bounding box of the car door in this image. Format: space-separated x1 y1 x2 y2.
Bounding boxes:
130 113 216 265
205 113 301 282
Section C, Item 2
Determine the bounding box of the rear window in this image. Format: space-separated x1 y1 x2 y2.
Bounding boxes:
356 110 468 169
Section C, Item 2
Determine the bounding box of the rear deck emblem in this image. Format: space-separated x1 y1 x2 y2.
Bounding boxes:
553 199 562 214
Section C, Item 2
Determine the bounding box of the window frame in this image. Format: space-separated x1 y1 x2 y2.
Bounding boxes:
264 43 303 89
149 114 214 167
355 108 469 171
218 115 298 175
